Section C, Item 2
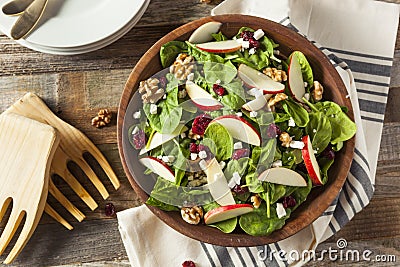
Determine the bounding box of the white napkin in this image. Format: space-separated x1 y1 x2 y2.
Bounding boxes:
118 1 400 266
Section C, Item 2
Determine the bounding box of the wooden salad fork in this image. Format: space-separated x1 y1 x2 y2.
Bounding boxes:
4 93 120 229
0 113 59 264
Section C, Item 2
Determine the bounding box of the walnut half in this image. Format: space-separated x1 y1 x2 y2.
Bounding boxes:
138 77 165 104
181 206 204 225
91 109 112 128
279 132 292 148
312 81 324 101
263 67 287 83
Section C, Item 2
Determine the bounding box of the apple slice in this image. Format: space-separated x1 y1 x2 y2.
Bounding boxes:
301 135 323 185
139 156 175 183
212 115 261 146
242 94 273 111
196 40 242 53
204 158 236 206
139 125 188 155
204 204 253 224
288 53 306 102
188 21 222 44
258 167 307 187
238 64 285 94
186 81 223 111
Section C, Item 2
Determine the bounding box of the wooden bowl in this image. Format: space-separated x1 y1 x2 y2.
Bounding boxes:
117 15 355 246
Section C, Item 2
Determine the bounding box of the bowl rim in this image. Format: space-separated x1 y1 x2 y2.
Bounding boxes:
117 14 355 246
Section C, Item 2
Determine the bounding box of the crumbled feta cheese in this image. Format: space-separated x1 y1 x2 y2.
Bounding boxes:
289 141 305 149
132 126 139 135
163 94 167 99
180 132 186 139
215 79 221 85
157 155 163 160
249 48 256 55
250 111 258 118
345 94 350 99
187 72 194 81
199 159 208 170
253 29 265 40
304 82 308 88
288 117 296 127
236 112 243 117
150 104 158 114
219 161 226 169
198 150 208 159
233 36 237 40
162 155 175 163
313 149 318 154
248 88 263 97
241 40 250 49
228 172 241 188
312 129 317 133
233 142 243 150
276 203 287 219
272 160 283 168
133 110 141 119
274 50 280 55
190 153 198 160
303 93 310 101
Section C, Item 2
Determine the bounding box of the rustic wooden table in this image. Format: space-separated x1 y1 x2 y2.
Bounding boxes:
0 0 399 266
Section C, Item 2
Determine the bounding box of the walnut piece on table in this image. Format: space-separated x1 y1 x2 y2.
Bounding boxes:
200 0 213 3
91 109 112 128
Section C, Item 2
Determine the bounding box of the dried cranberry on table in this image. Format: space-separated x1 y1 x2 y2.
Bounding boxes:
232 148 250 160
191 114 212 135
212 84 226 96
132 129 146 149
105 203 116 217
182 260 196 267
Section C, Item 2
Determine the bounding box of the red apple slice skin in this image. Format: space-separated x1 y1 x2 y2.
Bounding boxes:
301 135 323 185
196 40 242 53
212 115 261 146
188 21 222 44
204 204 254 224
186 81 223 111
139 156 175 183
288 53 306 103
238 64 285 94
258 167 307 187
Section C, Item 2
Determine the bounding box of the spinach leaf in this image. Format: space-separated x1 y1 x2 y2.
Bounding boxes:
239 203 289 236
212 32 228 41
291 178 312 209
282 99 309 127
245 171 264 193
288 51 313 89
305 112 332 153
160 41 188 68
221 78 246 110
204 60 237 85
203 122 233 161
224 157 250 179
146 196 179 211
257 139 277 173
318 158 334 184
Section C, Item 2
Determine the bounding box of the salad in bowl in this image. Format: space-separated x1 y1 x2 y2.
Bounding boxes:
119 16 356 243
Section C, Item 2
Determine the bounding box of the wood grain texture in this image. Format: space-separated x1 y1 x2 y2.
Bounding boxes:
0 0 399 265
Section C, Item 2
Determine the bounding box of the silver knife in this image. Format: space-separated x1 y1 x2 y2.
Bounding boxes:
2 0 35 16
10 0 48 40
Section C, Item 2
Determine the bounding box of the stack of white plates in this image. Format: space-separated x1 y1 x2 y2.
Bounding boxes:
0 0 150 55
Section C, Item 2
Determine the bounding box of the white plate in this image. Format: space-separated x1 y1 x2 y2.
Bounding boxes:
16 0 150 55
0 0 147 48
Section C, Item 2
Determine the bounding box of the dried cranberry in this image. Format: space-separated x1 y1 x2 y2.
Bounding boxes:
267 123 281 138
249 38 260 49
182 261 196 267
213 84 226 96
189 143 199 153
158 76 167 88
282 196 297 209
132 129 146 149
191 114 212 135
240 30 254 41
296 162 308 174
321 146 335 160
232 184 249 194
232 148 250 160
105 203 116 217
